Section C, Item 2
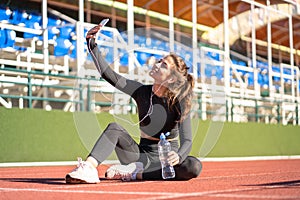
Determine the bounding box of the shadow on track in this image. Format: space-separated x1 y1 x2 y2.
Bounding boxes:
0 178 66 185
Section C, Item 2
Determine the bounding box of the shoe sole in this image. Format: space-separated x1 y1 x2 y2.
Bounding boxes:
65 175 100 184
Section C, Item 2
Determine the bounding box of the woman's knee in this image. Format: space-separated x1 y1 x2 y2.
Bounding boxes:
101 122 126 140
104 122 126 134
106 122 123 130
192 157 202 177
175 156 202 180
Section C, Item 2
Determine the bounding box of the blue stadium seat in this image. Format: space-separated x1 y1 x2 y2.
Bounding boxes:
119 32 128 43
153 39 168 51
59 25 75 39
232 59 238 65
47 18 62 40
262 74 269 86
215 66 223 80
9 10 28 25
19 11 29 25
137 35 146 47
23 13 42 39
83 28 88 38
120 31 127 38
5 29 16 47
245 72 254 86
100 47 114 63
197 63 201 78
144 38 154 48
107 48 114 63
272 66 280 82
0 7 12 22
238 60 246 66
283 68 291 75
184 52 192 64
174 44 181 52
0 29 7 48
135 51 150 65
24 13 41 28
48 17 63 28
102 30 113 38
70 40 77 59
0 29 16 48
9 10 20 25
283 68 292 83
47 27 58 40
257 61 267 69
205 65 213 78
236 69 247 76
187 65 193 74
206 51 220 61
119 51 128 66
23 31 39 39
134 34 140 44
54 37 72 56
70 39 88 59
258 72 263 85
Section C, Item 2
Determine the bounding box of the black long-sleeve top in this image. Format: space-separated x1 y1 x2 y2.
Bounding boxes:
87 38 192 163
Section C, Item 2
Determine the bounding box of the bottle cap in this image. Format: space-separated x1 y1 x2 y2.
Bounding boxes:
160 133 166 140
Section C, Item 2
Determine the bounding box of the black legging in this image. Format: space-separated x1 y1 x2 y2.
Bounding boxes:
89 122 202 180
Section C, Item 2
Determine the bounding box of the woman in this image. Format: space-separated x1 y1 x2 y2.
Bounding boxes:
65 24 202 183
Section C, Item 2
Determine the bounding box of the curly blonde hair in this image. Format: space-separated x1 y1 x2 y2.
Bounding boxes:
164 53 194 121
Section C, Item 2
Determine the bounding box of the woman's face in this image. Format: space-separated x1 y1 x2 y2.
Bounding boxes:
149 56 174 84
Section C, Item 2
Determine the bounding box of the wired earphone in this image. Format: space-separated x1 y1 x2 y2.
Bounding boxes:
87 27 171 126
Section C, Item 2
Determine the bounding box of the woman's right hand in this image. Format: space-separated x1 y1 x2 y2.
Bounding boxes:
86 25 101 39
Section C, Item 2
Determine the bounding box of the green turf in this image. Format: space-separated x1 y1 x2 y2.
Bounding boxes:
199 121 300 157
0 107 87 162
0 107 300 163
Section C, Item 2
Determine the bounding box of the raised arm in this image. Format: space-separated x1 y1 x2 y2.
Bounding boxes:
86 25 142 96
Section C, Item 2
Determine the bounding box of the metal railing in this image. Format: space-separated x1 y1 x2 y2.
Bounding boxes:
1 67 299 125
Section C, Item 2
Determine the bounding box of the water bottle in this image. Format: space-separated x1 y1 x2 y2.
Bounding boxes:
158 132 175 179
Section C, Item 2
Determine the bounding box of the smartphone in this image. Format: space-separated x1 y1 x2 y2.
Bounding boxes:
99 18 109 27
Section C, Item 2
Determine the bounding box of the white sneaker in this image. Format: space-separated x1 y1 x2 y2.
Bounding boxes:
65 157 100 184
105 162 144 181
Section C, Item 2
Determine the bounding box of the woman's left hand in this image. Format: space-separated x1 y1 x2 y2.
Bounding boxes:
86 25 101 39
168 151 180 166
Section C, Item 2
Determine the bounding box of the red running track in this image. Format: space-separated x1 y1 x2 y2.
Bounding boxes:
0 159 300 200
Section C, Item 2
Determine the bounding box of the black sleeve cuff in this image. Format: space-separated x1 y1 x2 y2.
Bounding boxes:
87 38 97 50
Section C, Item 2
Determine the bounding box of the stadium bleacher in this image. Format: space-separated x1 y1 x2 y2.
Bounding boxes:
0 7 297 85
0 2 299 125
0 7 12 23
0 6 294 85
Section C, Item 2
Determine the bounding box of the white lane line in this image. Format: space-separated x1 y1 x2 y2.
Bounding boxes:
137 187 300 200
200 155 300 162
200 171 300 180
210 193 300 199
0 187 177 196
1 170 299 180
1 185 299 200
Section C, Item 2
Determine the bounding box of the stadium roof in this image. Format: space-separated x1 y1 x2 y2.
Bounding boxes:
111 0 300 63
20 0 300 63
242 14 300 62
113 0 292 27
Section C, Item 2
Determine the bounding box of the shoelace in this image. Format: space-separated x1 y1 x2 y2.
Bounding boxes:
73 157 85 172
